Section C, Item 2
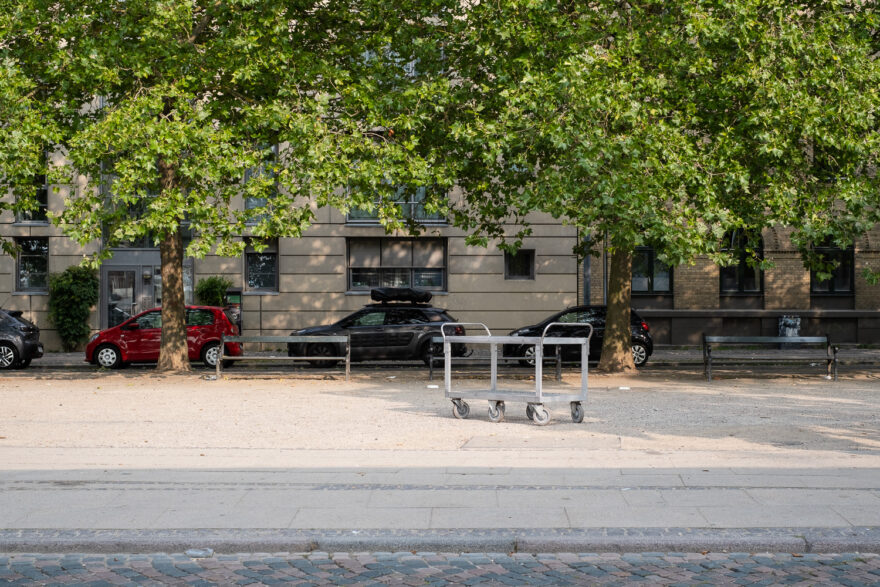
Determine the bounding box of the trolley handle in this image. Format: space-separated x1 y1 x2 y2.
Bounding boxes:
540 322 594 344
441 322 490 342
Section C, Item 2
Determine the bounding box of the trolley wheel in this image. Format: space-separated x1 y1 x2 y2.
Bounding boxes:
531 405 551 426
571 402 584 423
526 404 535 420
487 401 505 423
452 399 470 419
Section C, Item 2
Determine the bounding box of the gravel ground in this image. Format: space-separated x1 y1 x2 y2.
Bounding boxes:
1 367 878 458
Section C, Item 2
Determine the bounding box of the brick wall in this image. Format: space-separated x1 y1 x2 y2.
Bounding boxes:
764 252 810 309
674 256 719 309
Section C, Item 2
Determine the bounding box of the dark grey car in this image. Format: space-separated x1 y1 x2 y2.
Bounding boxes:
287 303 467 366
0 308 44 369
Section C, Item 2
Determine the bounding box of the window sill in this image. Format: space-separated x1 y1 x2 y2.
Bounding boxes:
345 290 448 296
504 277 535 281
242 291 279 296
345 220 449 227
633 292 673 296
12 291 48 296
719 292 763 297
810 292 854 297
12 221 50 227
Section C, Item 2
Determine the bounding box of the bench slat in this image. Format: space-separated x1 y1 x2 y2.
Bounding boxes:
703 336 827 344
223 335 348 344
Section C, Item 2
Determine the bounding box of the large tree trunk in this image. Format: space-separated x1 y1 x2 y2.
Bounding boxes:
156 159 190 372
597 244 637 373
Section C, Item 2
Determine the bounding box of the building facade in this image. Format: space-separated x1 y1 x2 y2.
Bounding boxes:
3 170 879 350
584 226 880 345
1 179 580 350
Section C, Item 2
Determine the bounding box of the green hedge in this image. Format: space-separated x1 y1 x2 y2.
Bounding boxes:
48 266 100 351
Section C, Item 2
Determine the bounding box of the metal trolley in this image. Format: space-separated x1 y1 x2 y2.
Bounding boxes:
440 322 593 425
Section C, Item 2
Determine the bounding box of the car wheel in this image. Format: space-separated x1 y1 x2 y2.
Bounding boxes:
308 343 338 368
519 345 537 367
0 342 19 370
201 341 223 368
632 342 648 367
95 344 123 369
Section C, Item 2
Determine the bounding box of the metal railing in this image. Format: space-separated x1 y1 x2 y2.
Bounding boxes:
217 335 350 380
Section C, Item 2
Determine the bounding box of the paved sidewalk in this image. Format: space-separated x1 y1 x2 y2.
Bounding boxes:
1 366 878 555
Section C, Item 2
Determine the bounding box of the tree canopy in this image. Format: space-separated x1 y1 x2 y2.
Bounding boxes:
439 0 880 370
2 0 461 369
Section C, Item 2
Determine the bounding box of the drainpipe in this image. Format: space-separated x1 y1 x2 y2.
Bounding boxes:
602 230 608 305
583 233 591 305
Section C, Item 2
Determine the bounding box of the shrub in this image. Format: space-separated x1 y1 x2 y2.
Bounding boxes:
195 276 233 307
48 266 100 351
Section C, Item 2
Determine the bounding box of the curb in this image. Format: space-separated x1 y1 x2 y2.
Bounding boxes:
2 528 879 554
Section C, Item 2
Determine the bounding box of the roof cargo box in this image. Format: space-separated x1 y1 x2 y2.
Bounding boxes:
370 287 433 304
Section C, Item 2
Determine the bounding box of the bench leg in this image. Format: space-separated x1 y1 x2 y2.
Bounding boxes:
705 346 713 382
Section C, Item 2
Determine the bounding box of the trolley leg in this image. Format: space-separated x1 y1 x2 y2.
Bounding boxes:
490 342 497 393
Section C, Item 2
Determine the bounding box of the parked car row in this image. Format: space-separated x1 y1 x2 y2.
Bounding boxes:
0 308 43 370
285 289 652 368
2 288 654 370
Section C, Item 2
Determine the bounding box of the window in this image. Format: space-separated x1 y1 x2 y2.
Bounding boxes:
347 185 445 225
16 171 49 223
186 309 215 326
135 310 162 329
504 249 535 280
632 247 672 293
811 244 854 294
15 237 49 292
245 238 278 293
386 309 430 325
719 232 763 294
244 145 278 223
348 238 446 291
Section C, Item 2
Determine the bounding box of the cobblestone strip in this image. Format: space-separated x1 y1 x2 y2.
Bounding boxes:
2 552 879 586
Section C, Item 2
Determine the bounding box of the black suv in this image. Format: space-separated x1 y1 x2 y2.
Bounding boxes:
287 288 467 366
0 308 44 369
503 305 653 367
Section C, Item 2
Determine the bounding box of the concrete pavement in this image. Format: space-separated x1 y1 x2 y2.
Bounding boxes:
1 359 879 555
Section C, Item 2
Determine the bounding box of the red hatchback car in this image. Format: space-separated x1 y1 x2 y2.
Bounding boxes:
85 306 241 369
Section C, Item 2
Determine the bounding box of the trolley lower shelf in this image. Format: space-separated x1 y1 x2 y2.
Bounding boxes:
441 322 592 426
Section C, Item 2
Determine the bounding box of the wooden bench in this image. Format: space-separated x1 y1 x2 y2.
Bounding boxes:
702 334 838 381
218 335 350 380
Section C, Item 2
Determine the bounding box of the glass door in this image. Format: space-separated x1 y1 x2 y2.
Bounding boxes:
106 268 137 328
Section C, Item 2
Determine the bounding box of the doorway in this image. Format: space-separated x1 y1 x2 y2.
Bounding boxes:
101 265 162 329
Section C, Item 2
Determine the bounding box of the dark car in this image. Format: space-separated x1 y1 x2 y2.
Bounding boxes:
0 308 44 370
287 288 467 366
85 306 242 369
503 305 653 367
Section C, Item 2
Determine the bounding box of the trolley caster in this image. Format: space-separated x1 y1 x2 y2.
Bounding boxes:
452 399 470 419
526 404 535 420
570 402 584 423
530 404 551 426
488 401 505 423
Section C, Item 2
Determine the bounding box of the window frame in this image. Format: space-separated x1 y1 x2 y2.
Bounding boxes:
346 185 447 226
504 249 536 281
631 246 673 295
810 244 855 295
244 238 279 294
347 237 447 292
244 145 279 224
15 174 49 224
719 232 764 295
15 237 49 293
